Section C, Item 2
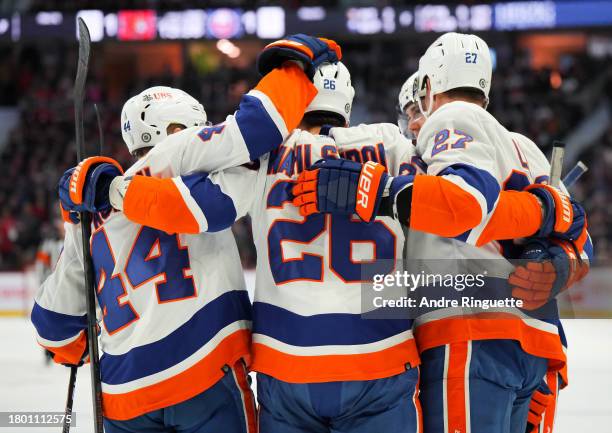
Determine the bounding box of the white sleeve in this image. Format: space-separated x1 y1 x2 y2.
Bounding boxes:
31 223 89 363
136 85 310 177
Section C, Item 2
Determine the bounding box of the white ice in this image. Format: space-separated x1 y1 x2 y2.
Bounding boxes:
1 318 610 432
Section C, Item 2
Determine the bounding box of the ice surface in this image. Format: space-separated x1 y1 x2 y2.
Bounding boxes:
1 318 610 432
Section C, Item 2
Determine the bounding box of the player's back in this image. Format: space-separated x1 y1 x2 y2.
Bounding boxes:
33 156 251 420
408 100 566 370
237 127 422 383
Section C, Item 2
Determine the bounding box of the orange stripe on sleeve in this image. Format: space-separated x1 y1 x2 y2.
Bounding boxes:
123 176 199 234
476 190 542 246
410 175 482 237
39 330 87 365
254 63 317 132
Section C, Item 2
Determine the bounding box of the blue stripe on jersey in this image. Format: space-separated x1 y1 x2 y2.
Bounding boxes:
180 173 237 232
235 95 283 161
100 290 251 385
439 163 500 214
31 302 87 342
253 302 412 347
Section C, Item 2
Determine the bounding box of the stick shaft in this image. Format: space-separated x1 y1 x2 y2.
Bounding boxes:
61 366 77 433
74 18 104 433
562 161 588 188
549 141 565 188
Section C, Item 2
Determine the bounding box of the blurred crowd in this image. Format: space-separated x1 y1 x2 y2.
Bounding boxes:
0 38 610 271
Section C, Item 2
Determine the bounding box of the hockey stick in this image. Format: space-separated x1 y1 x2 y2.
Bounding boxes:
562 161 588 189
549 140 565 188
61 366 77 433
73 18 104 433
94 103 104 154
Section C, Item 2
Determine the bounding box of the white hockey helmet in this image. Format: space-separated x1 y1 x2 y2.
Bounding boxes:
397 72 419 136
398 72 419 112
305 61 355 125
417 32 492 116
121 86 207 154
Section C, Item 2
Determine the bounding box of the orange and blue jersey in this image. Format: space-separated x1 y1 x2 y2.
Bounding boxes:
32 63 318 421
407 101 592 380
116 125 426 383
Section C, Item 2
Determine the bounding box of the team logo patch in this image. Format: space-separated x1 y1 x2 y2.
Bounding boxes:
345 103 350 114
141 132 151 143
479 78 487 89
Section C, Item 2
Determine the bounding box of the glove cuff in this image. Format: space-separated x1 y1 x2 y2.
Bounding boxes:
109 176 131 211
355 161 387 223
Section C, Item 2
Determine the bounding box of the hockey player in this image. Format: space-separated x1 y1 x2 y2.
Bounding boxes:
401 72 564 433
293 33 592 433
72 60 586 433
397 72 424 139
67 60 426 433
35 34 341 432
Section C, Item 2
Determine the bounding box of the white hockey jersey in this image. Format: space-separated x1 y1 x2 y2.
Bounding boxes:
404 101 593 378
214 128 425 383
119 124 426 383
31 64 318 420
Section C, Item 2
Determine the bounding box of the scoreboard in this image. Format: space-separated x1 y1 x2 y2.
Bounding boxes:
1 1 611 43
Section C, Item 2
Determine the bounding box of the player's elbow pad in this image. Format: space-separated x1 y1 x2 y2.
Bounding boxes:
408 175 482 237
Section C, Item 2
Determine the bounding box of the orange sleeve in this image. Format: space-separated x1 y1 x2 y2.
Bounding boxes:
123 176 199 235
409 174 482 237
40 331 87 365
475 190 541 246
409 176 542 244
254 62 318 132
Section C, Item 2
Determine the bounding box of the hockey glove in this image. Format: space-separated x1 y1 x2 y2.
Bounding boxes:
257 34 342 80
58 156 123 213
525 381 554 433
292 159 414 223
510 238 589 310
59 202 80 225
526 184 587 246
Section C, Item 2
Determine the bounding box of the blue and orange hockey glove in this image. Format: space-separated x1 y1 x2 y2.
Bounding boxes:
525 184 588 248
509 238 589 310
58 156 123 214
257 34 342 80
292 159 413 223
525 381 554 433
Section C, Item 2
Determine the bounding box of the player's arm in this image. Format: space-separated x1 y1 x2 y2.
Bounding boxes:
111 166 259 235
30 223 88 366
324 120 548 242
293 116 586 244
60 35 341 215
150 35 340 173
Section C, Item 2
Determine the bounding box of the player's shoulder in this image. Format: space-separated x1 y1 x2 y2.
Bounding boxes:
425 101 491 129
332 122 402 141
509 131 550 170
287 128 335 147
418 101 493 146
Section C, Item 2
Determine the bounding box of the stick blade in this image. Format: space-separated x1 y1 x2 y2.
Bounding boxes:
74 18 91 161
